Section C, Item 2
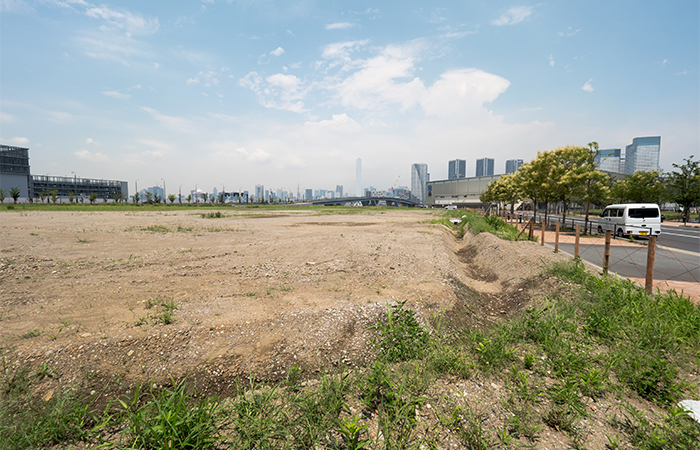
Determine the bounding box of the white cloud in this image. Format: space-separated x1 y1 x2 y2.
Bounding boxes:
153 62 160 69
325 22 354 30
74 149 111 162
208 141 272 164
421 69 510 118
674 70 689 76
187 78 199 85
0 112 15 122
239 72 307 113
582 79 594 92
558 27 580 37
140 107 193 130
517 106 543 112
76 32 150 65
270 47 285 56
86 137 94 144
186 68 220 87
304 114 361 133
85 6 159 37
549 54 555 67
7 136 29 145
491 6 533 26
102 90 131 99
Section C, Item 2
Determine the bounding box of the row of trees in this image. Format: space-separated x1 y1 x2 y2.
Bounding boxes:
0 187 21 203
480 144 700 225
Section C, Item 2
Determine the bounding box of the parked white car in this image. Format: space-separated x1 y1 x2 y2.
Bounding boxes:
597 203 662 238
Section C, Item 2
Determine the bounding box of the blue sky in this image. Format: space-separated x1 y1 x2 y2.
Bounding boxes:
1 0 698 196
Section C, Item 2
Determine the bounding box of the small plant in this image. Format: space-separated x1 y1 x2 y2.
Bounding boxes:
141 225 170 233
20 329 41 339
369 301 429 363
200 211 225 219
338 415 371 450
118 378 223 449
285 364 303 392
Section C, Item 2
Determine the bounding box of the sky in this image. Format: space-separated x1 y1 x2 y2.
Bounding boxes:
1 0 698 197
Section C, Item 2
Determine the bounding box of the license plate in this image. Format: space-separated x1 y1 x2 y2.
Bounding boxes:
639 231 648 235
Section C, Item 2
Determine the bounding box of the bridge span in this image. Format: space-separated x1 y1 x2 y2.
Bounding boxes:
307 196 418 207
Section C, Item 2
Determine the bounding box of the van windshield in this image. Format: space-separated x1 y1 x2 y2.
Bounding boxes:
628 208 659 219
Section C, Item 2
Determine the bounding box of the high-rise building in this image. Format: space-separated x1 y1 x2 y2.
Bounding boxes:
624 136 660 174
505 159 524 174
594 149 621 172
476 158 494 176
255 184 264 203
305 188 313 200
355 158 362 197
448 159 466 179
411 163 429 204
336 185 343 198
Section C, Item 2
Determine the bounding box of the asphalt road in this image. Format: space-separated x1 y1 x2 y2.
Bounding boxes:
516 212 699 284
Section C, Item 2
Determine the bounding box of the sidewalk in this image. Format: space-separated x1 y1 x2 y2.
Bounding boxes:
538 230 699 304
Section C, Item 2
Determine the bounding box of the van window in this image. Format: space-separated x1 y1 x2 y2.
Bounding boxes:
603 209 611 217
628 208 659 218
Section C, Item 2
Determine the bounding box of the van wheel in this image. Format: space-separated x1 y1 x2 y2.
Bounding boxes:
616 228 624 238
597 226 603 234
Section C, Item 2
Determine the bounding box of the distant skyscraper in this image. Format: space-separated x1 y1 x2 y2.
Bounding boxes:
448 159 466 179
411 163 429 204
505 159 524 174
305 189 312 200
255 184 264 203
594 149 621 172
336 185 343 197
624 136 660 174
476 158 494 176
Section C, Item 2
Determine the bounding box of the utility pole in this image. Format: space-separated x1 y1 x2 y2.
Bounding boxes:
135 179 139 204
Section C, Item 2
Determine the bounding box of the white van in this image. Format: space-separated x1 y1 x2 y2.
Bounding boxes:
597 203 661 238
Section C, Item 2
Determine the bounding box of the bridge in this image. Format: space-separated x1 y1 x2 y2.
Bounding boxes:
307 196 419 207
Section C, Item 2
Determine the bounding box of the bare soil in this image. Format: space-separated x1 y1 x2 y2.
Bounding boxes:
2 208 666 449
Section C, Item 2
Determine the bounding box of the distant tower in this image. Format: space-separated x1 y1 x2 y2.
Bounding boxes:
255 184 264 203
356 158 362 197
448 159 466 179
624 137 660 174
411 163 429 204
476 158 494 176
505 159 524 174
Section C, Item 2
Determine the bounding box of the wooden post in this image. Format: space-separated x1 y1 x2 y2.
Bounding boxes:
574 224 580 258
529 217 534 240
645 236 657 294
516 217 533 240
603 230 611 275
555 221 560 253
541 221 546 246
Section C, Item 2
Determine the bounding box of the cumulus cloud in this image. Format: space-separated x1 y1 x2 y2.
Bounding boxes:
102 90 131 99
239 71 307 113
74 149 111 162
303 114 361 133
421 69 510 118
0 112 15 122
270 46 285 56
325 22 354 30
208 141 272 164
549 54 555 67
491 6 533 26
582 79 594 92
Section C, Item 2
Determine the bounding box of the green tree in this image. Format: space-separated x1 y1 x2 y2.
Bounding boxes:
516 151 556 221
202 192 209 203
480 173 522 214
145 191 153 204
10 187 20 203
50 190 59 204
154 194 161 204
88 192 98 204
186 194 192 204
610 170 666 204
0 189 6 203
666 155 700 223
168 194 176 204
102 194 109 204
39 190 48 204
68 193 75 203
217 192 225 204
133 192 140 204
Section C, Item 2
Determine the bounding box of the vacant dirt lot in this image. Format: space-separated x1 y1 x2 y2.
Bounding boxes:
0 208 564 397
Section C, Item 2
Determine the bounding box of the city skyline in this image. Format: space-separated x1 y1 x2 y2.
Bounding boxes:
1 2 697 194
